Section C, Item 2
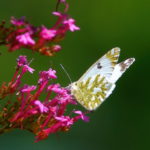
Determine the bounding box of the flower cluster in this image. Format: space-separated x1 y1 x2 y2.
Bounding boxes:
0 0 80 56
0 56 89 142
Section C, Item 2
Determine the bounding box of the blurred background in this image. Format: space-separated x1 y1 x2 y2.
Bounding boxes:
0 0 149 150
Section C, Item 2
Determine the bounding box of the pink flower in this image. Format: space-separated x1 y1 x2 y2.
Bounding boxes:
52 88 75 105
22 65 35 73
20 85 36 93
11 16 26 26
16 32 35 45
52 11 63 17
17 56 27 67
51 45 61 52
34 100 49 113
0 0 91 142
47 84 64 94
73 110 89 122
60 0 66 2
39 68 57 83
55 116 73 126
26 25 37 35
40 27 56 40
46 68 57 79
63 18 80 32
52 12 67 22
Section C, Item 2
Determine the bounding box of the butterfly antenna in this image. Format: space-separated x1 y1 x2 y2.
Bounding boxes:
28 58 34 65
60 64 73 84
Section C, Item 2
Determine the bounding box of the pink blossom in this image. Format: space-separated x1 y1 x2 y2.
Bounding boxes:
0 0 90 142
53 88 75 105
1 1 80 56
11 16 26 26
26 25 38 35
39 68 57 84
63 18 80 32
47 84 64 94
51 45 61 52
17 56 27 67
40 27 56 40
0 0 84 136
1 55 90 142
22 65 35 73
73 110 89 122
49 106 57 114
60 0 66 2
34 100 49 113
52 11 63 17
52 12 67 22
20 85 36 93
46 68 57 79
16 32 35 45
55 116 73 126
17 56 35 74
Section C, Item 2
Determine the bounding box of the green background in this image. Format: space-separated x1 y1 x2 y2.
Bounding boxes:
0 0 149 150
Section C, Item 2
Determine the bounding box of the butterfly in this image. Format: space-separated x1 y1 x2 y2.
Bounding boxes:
70 47 135 111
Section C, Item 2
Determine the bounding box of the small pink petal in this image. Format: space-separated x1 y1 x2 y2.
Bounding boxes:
34 100 49 113
39 68 57 83
11 16 26 26
63 18 80 32
55 116 73 126
52 12 62 17
17 56 27 67
60 0 66 2
47 68 57 79
23 65 35 73
40 27 56 40
47 84 65 94
51 45 61 52
21 85 36 93
73 110 89 122
16 32 35 45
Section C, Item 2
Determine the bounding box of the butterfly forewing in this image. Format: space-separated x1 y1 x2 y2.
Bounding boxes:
79 47 120 82
109 58 135 83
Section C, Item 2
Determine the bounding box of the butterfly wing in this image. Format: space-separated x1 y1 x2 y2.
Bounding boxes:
79 47 120 82
71 74 115 110
109 58 135 83
105 58 135 99
71 48 135 110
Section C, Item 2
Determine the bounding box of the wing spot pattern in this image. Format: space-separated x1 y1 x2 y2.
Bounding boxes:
106 48 120 66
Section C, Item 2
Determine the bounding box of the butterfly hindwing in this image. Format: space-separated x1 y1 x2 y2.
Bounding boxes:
71 74 115 110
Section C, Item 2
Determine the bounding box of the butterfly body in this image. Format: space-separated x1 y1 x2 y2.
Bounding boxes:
70 48 135 111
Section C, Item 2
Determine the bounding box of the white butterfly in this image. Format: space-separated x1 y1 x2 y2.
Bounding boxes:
70 47 135 111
